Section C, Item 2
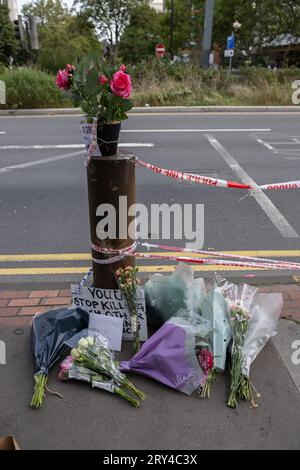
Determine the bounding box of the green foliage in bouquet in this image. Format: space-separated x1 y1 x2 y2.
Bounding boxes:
56 52 133 122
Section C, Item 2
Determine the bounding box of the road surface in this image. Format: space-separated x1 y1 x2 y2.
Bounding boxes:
1 111 300 285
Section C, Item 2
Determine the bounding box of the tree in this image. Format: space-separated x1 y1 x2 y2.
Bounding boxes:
0 4 19 65
22 0 102 72
213 0 300 59
22 0 67 27
119 3 164 63
76 0 143 61
159 1 205 60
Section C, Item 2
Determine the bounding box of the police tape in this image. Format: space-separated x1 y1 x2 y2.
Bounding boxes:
135 158 300 191
83 127 300 190
90 241 300 270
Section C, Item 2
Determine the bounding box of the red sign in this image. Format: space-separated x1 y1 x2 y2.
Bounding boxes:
155 43 166 58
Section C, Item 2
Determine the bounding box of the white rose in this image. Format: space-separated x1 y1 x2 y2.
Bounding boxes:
71 348 80 359
78 338 88 348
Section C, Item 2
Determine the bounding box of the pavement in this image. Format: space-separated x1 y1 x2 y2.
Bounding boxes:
1 110 300 449
0 285 300 450
0 321 300 450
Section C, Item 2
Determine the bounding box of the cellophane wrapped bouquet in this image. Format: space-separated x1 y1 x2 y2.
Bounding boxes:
198 283 231 398
59 355 141 407
115 266 141 353
218 279 283 408
120 309 212 395
71 335 145 404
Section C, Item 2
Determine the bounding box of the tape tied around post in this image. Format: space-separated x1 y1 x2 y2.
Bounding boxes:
91 241 137 265
90 240 300 270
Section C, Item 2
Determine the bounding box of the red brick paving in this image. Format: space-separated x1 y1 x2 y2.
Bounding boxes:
40 296 71 306
0 290 30 299
0 285 299 326
29 290 59 298
8 298 41 307
0 289 71 325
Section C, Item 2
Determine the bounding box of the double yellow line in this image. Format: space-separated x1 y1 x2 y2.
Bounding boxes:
0 250 300 277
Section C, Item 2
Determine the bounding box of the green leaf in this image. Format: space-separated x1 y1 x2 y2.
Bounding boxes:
120 99 133 112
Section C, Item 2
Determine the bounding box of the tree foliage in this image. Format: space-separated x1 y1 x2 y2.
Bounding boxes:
22 0 101 72
76 0 143 60
0 4 19 65
119 3 164 63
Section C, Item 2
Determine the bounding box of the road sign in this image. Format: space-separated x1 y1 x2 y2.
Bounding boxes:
224 49 234 58
227 34 235 50
156 43 166 58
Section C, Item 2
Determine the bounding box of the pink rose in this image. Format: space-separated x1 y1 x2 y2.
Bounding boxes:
99 74 108 85
56 69 70 90
110 70 132 99
119 64 126 71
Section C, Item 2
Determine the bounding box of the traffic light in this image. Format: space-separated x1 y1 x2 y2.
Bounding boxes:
13 16 26 48
13 19 21 41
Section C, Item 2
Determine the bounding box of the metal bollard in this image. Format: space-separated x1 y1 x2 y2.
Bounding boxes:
87 152 136 288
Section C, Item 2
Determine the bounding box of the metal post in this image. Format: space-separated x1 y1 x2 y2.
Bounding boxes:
201 0 215 68
170 0 174 60
28 15 39 50
87 152 136 289
18 15 26 49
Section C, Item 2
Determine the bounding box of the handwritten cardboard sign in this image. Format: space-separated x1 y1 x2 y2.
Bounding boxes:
71 284 148 342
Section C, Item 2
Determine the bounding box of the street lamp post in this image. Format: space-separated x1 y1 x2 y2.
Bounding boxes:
170 0 174 60
201 0 215 68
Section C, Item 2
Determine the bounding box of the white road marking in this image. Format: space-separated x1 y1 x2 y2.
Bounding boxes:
123 128 271 133
206 134 299 239
0 150 84 174
0 143 154 150
255 138 276 151
0 131 6 134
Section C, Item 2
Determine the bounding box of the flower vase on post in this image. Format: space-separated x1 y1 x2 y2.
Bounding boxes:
56 54 132 157
97 121 121 156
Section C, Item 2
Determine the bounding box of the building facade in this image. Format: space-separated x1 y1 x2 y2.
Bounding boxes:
149 0 164 13
0 0 18 21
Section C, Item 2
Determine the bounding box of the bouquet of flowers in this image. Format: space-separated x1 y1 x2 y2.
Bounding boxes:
30 307 88 409
115 266 141 353
120 309 212 395
217 280 257 408
71 335 145 402
59 356 141 407
198 283 232 398
56 52 133 123
237 292 283 407
144 263 206 327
